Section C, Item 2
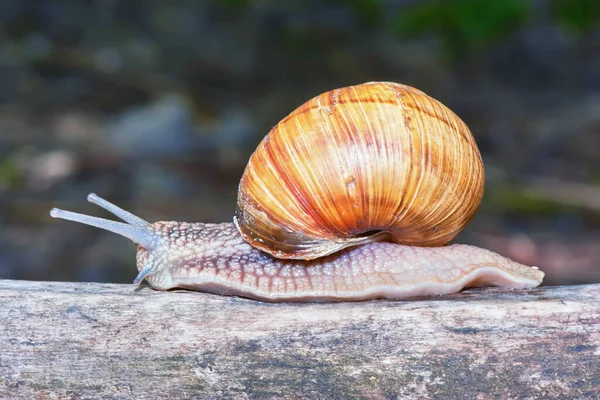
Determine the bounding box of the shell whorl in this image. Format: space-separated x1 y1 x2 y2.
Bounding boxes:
235 81 484 260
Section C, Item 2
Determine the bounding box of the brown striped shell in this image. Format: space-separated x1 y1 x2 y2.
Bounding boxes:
233 81 485 260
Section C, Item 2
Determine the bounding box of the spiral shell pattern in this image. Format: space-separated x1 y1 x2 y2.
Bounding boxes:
234 82 484 260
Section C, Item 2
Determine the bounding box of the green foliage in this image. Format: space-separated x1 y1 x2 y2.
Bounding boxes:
221 0 250 9
346 0 384 28
0 158 21 190
392 0 531 56
551 0 600 34
485 185 577 216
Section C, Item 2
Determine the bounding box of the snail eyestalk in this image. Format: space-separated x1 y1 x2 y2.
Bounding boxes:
87 193 149 227
49 194 154 249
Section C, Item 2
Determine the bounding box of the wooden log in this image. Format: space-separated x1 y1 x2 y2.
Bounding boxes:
0 279 599 399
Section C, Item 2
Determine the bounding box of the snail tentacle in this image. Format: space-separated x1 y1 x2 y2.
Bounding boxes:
50 194 154 249
133 265 156 285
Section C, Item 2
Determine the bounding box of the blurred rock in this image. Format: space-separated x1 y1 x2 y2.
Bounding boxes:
106 94 194 157
52 112 105 143
25 150 76 191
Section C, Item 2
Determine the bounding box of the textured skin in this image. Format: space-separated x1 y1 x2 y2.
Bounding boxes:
137 222 544 302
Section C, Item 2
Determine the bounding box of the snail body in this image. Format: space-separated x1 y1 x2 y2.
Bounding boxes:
50 82 544 302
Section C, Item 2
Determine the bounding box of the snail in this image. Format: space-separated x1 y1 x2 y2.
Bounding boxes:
50 81 544 302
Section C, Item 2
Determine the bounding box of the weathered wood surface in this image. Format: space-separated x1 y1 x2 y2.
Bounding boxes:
0 279 599 400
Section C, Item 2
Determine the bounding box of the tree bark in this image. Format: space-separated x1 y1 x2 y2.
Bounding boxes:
0 279 599 399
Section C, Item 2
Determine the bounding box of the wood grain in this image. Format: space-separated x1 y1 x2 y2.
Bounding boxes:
1 279 599 399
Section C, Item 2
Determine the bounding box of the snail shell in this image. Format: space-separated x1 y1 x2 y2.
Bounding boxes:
235 82 485 260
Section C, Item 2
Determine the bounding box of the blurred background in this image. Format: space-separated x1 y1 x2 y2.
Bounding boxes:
0 0 599 286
